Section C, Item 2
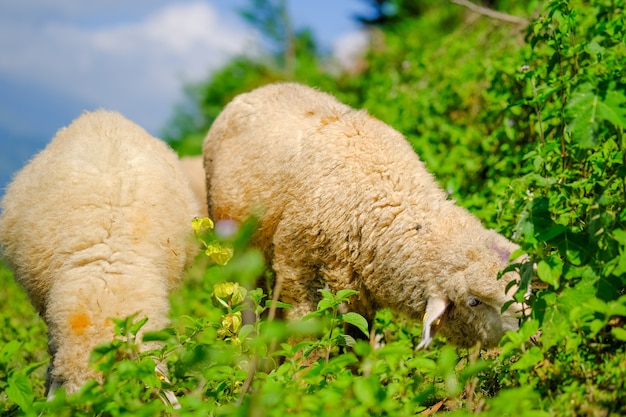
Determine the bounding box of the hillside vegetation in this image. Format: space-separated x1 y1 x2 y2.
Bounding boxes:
1 0 625 415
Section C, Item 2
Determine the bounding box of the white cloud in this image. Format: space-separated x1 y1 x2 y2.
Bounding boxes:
0 1 256 133
91 2 250 61
332 29 370 70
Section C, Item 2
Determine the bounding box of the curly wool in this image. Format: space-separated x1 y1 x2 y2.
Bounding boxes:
203 82 525 349
0 110 200 395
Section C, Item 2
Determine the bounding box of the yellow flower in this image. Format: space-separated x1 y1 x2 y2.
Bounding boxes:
192 217 215 235
221 312 243 333
213 282 248 308
205 242 234 266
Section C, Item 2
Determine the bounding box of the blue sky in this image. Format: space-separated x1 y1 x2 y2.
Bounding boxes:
0 0 372 195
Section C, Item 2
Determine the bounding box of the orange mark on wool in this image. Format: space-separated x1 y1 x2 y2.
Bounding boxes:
69 311 91 335
130 213 151 244
320 115 339 125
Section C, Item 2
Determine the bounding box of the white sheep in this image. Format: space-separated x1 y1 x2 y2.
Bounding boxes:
0 110 200 396
203 82 526 349
179 156 209 217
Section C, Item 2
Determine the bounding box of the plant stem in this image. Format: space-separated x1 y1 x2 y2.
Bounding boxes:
531 77 546 148
236 355 258 406
617 127 626 195
450 0 529 25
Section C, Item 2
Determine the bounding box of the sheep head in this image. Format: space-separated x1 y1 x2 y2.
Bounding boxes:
417 229 527 349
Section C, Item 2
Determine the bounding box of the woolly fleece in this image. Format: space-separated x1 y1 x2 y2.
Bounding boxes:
0 110 200 394
180 156 209 217
203 83 524 349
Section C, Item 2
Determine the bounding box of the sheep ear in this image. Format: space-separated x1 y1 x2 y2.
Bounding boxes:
416 296 449 350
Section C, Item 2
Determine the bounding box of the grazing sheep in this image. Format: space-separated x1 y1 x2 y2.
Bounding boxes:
180 156 209 217
0 110 200 396
203 82 526 349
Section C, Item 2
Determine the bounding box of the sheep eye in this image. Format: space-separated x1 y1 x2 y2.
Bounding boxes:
415 224 422 231
467 297 482 307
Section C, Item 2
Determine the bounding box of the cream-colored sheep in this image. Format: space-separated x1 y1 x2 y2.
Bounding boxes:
203 82 526 349
180 156 208 217
0 110 199 396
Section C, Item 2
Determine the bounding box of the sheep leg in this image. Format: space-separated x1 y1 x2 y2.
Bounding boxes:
269 213 324 321
271 252 322 321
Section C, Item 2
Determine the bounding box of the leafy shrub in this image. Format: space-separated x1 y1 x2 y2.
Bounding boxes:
493 1 626 414
0 216 549 416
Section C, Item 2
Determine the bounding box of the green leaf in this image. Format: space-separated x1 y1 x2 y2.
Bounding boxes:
537 256 562 289
611 327 626 341
318 289 334 300
606 299 626 318
91 340 122 364
567 88 626 148
517 261 535 301
353 377 376 407
405 357 437 371
238 323 255 340
0 340 22 362
142 330 174 342
22 360 48 377
6 374 34 412
500 319 540 358
556 231 589 265
335 289 358 302
611 251 626 277
130 316 149 335
335 334 357 347
264 300 293 309
486 386 552 417
536 225 567 243
613 229 626 245
340 312 369 337
316 298 335 312
567 89 597 148
327 352 360 369
585 40 605 56
598 90 626 129
510 346 543 371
